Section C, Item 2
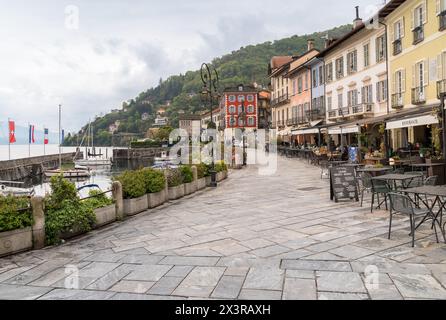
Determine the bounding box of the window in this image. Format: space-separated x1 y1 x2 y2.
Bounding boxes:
347 89 358 106
247 95 254 102
319 66 324 85
376 80 388 102
394 19 405 41
238 105 244 114
335 57 344 79
228 106 236 114
439 0 446 30
412 2 426 43
248 117 255 126
347 50 358 74
298 77 303 94
238 95 245 102
338 93 343 108
327 96 332 110
247 105 255 114
304 72 309 90
394 70 406 94
238 118 245 127
376 35 386 63
228 95 236 102
361 85 373 103
312 69 317 88
364 43 370 67
229 116 236 127
325 62 333 82
292 106 298 119
438 52 446 80
413 61 428 91
292 79 297 95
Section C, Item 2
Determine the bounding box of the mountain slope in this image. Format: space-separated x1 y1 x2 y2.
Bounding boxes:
64 24 352 147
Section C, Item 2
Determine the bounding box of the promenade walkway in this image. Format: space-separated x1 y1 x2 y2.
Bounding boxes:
0 157 445 300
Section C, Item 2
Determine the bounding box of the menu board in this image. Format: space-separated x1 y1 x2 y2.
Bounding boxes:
330 166 359 203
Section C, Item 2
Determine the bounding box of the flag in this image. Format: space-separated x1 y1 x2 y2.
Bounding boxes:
44 128 49 145
29 125 35 144
8 120 16 144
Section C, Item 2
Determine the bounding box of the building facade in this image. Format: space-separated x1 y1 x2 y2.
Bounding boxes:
257 89 272 129
222 84 259 131
179 115 201 138
201 107 222 131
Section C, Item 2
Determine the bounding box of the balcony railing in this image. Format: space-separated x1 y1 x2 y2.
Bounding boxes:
352 103 373 115
328 110 337 119
391 93 404 109
440 11 446 31
271 93 290 106
438 79 446 99
413 25 424 45
307 107 326 120
411 87 426 105
286 117 307 126
339 107 350 117
393 39 402 55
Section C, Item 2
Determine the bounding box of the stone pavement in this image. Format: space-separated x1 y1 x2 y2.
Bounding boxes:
1 157 446 300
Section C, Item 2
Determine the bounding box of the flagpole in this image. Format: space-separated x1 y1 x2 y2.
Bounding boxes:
28 122 31 158
43 125 46 156
59 104 62 170
8 118 10 160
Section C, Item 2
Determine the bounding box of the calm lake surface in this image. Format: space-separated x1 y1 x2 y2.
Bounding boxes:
0 145 154 197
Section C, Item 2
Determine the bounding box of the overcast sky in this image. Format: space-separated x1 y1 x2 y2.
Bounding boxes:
0 0 386 136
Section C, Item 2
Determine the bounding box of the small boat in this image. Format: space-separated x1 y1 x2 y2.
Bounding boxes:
74 121 112 168
0 182 35 197
44 169 91 178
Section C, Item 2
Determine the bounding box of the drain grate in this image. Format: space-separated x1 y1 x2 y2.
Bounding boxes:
297 187 322 191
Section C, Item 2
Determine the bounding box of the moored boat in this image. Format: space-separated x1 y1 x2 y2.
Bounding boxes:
44 169 91 178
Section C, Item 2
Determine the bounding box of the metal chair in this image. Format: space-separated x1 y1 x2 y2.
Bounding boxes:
424 176 438 186
388 192 439 247
370 179 391 213
359 172 373 207
320 161 330 179
404 175 424 189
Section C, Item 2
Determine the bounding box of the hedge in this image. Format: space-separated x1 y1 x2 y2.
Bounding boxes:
0 195 33 233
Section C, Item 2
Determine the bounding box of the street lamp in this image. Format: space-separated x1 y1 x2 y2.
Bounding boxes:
200 63 220 188
239 96 247 166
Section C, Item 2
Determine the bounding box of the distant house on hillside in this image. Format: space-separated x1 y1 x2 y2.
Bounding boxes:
111 109 120 114
141 113 149 121
109 124 118 133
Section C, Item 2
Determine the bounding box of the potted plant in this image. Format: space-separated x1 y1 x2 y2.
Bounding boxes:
167 168 185 200
196 163 208 190
181 166 196 196
141 168 167 209
84 190 116 228
114 170 148 216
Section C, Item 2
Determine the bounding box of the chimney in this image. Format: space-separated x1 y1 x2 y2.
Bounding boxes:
353 6 363 28
307 39 315 51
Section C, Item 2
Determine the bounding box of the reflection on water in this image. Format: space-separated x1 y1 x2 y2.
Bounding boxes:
25 158 155 197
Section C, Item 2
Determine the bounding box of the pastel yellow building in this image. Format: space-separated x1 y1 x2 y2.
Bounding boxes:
384 0 446 150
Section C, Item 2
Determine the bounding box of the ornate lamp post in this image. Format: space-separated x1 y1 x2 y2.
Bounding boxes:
239 96 247 166
200 63 220 187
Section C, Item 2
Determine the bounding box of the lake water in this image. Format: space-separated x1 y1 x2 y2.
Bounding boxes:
0 145 154 197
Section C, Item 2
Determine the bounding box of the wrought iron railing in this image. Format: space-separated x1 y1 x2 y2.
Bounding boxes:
411 87 426 105
413 25 424 45
393 39 402 55
391 93 404 109
438 79 446 99
439 11 446 31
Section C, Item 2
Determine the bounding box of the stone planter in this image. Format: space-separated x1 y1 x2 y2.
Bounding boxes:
123 195 149 216
148 190 167 209
216 172 225 182
93 204 117 228
184 181 197 196
59 225 87 241
168 185 185 200
205 176 212 187
0 227 33 258
197 178 207 190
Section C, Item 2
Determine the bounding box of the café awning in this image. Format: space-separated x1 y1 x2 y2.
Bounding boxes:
386 113 439 130
328 125 361 135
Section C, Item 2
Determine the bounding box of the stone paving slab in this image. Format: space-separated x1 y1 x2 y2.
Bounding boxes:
1 157 445 300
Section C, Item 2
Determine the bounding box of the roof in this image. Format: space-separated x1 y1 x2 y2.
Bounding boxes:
379 0 406 18
223 85 258 93
317 23 366 57
179 115 202 121
270 56 293 70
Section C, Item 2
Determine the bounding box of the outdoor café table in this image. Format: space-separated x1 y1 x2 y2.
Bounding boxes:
372 173 419 190
410 163 445 173
356 167 393 177
403 185 446 242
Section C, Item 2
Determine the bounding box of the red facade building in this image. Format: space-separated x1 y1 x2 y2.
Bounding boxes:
222 84 258 130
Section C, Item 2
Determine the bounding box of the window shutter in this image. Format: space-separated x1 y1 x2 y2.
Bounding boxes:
376 82 380 102
437 0 441 15
437 54 443 80
423 60 429 86
392 72 397 94
411 8 415 30
402 69 406 93
401 17 405 38
375 38 379 63
361 87 365 103
412 64 416 88
390 23 395 42
423 0 428 24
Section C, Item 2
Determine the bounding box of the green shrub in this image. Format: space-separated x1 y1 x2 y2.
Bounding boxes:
166 168 183 188
84 190 114 210
44 175 96 245
141 168 166 193
196 163 209 179
114 170 146 199
0 196 32 233
180 166 194 183
215 161 228 173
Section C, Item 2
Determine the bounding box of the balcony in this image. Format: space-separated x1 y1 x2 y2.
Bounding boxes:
413 25 424 45
307 107 326 121
351 103 373 115
339 107 350 117
438 79 446 99
411 87 426 105
286 117 307 126
391 93 404 109
440 11 446 31
393 39 402 55
328 110 338 120
271 93 290 107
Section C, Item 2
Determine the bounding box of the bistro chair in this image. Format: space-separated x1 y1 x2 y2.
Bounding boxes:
359 172 373 208
370 179 392 213
388 193 439 247
404 175 424 189
320 161 330 179
424 176 438 186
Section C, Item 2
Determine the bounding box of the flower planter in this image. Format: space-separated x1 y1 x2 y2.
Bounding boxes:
0 227 33 258
148 190 167 209
123 195 149 216
93 204 117 228
197 178 207 190
168 185 185 200
184 181 197 196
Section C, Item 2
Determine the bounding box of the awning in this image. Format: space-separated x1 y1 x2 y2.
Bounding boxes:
278 127 292 136
386 114 439 130
292 128 320 135
328 126 361 135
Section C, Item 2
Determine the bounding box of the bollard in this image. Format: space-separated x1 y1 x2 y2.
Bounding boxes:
31 197 45 250
112 181 124 220
164 169 169 200
191 166 198 181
